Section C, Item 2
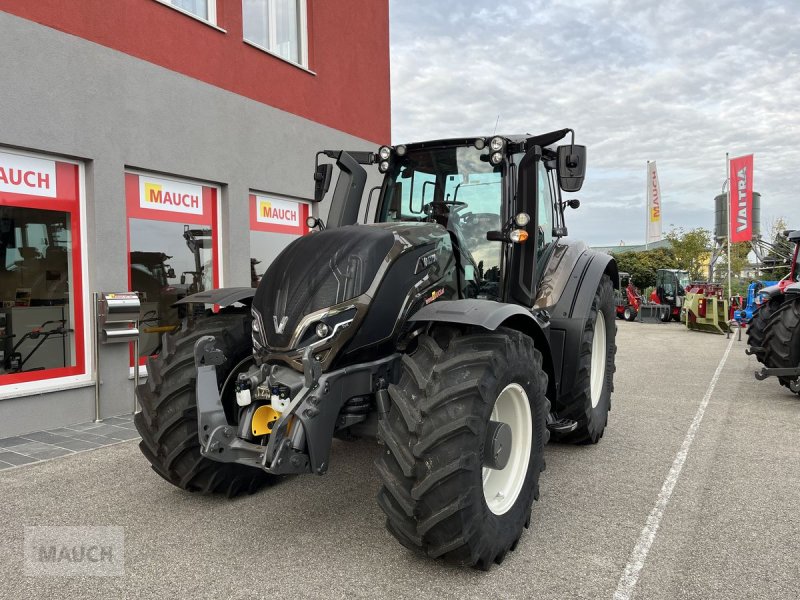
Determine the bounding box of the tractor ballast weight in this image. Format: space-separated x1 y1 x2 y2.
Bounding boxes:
135 129 618 569
682 282 730 335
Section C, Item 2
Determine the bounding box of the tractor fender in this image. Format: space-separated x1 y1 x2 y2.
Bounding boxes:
173 287 255 308
409 299 556 403
547 250 618 409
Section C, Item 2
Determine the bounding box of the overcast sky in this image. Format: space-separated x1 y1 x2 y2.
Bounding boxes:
389 0 799 247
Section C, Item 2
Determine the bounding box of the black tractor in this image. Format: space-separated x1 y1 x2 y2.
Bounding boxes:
134 129 618 569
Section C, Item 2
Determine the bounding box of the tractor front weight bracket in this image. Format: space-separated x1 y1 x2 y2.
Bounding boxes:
755 365 800 392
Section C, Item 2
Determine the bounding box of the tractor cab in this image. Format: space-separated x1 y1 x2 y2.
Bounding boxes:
651 268 689 321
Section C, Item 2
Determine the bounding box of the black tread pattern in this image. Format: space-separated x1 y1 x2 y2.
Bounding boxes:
376 327 549 569
134 311 272 497
746 297 783 363
761 297 800 392
557 274 617 444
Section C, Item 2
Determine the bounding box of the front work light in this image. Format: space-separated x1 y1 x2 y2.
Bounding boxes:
378 146 391 160
490 152 503 165
395 145 407 156
315 322 330 338
489 136 505 152
379 160 390 172
306 216 318 229
514 212 530 227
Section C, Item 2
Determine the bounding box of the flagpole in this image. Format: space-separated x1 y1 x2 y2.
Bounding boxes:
645 160 649 249
726 152 731 298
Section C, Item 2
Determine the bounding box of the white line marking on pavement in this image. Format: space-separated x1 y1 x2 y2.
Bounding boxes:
613 335 735 600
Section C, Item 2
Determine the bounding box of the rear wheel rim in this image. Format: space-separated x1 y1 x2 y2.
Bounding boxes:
482 383 532 516
590 314 607 408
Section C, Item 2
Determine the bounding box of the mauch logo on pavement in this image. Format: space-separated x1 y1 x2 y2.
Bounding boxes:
24 526 125 577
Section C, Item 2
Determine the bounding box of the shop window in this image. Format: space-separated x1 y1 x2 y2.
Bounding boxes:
249 193 309 287
157 0 217 24
0 151 85 386
125 172 219 362
243 0 308 67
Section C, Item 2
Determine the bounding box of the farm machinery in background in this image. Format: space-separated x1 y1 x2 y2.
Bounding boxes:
681 282 729 335
649 268 689 322
615 272 642 321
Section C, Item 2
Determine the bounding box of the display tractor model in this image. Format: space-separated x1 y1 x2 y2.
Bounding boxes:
615 272 642 321
134 129 619 569
747 230 800 365
650 268 689 322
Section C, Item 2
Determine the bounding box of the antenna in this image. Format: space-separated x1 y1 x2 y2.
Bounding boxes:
493 115 500 135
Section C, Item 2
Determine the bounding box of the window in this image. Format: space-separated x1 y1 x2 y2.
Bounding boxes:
0 150 86 387
249 193 309 287
159 0 217 24
537 162 555 257
243 0 308 67
125 172 220 363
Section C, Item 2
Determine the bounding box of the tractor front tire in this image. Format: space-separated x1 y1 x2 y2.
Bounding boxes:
747 297 783 364
134 310 273 496
375 327 548 569
558 274 617 444
761 297 800 392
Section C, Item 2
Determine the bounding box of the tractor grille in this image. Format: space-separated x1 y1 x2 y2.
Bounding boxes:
253 225 394 349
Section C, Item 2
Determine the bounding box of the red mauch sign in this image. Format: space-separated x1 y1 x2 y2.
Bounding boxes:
729 154 754 243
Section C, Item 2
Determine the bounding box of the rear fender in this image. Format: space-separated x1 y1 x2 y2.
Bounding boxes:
409 299 556 405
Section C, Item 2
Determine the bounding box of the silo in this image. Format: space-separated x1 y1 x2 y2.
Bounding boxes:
713 191 761 240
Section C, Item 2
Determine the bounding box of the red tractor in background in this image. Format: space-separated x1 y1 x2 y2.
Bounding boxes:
650 268 690 322
616 272 642 321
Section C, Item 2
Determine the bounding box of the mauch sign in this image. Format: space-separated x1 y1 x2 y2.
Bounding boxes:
646 161 662 243
729 154 754 243
139 175 203 216
0 151 57 198
256 195 300 227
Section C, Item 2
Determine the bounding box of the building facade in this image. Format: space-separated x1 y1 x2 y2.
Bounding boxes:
0 0 390 436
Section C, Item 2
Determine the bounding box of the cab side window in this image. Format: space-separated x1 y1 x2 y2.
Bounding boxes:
537 162 555 257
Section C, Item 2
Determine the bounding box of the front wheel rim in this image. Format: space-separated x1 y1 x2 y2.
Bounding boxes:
590 314 607 408
482 383 532 516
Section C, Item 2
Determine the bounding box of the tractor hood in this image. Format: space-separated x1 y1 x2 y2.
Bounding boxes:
250 222 456 371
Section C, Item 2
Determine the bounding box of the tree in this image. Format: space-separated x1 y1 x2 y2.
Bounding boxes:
664 227 712 281
761 217 793 279
613 247 678 290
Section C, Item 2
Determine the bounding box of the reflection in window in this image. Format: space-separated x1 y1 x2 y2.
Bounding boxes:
243 0 306 66
249 230 299 288
130 219 215 358
0 206 75 375
164 0 215 22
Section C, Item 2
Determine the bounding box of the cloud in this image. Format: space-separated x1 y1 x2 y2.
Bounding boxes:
390 0 800 246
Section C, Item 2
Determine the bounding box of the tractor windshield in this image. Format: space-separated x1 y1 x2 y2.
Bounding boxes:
378 144 504 298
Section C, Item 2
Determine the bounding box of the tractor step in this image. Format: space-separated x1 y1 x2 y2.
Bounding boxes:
745 346 763 356
546 414 578 435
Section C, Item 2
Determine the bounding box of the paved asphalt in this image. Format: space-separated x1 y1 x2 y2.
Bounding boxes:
1 321 799 599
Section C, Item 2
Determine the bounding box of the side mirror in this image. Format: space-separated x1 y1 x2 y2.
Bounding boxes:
556 144 587 192
313 163 333 202
166 267 176 279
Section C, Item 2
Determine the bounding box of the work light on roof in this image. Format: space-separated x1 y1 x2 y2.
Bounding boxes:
395 145 407 157
489 152 504 166
379 160 390 173
378 146 391 161
489 136 505 152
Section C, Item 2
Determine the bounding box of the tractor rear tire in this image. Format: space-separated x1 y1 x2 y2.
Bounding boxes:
134 310 273 496
747 297 783 364
558 274 617 444
761 297 800 392
375 326 548 569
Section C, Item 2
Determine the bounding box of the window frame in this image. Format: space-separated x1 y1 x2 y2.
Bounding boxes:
242 0 310 69
154 0 221 29
0 148 91 400
124 169 224 372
